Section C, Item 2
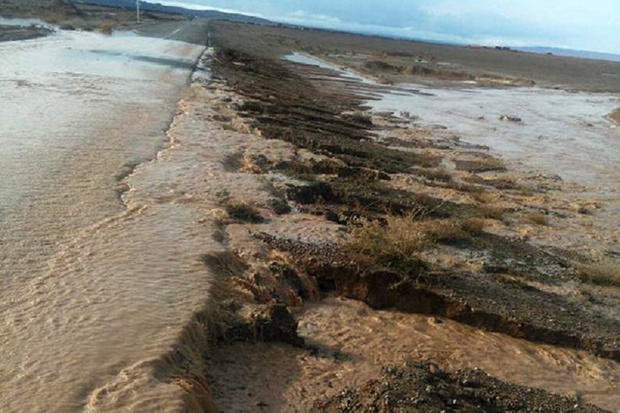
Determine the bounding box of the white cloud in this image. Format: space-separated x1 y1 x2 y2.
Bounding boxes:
286 10 341 24
145 1 264 18
145 0 620 54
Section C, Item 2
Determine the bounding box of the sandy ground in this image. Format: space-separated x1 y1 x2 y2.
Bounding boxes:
212 21 620 93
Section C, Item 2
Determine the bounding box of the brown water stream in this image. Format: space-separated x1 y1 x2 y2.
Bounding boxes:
209 298 620 412
0 28 211 412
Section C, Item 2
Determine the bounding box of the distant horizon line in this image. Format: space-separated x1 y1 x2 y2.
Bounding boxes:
141 0 620 62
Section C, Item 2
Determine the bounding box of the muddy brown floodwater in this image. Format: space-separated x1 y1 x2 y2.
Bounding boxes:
208 298 620 412
0 26 215 412
3 17 618 412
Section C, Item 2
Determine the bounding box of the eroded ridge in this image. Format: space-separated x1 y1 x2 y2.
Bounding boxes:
181 22 620 412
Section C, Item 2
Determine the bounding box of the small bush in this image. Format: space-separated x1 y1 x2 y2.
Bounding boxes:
577 205 593 215
479 205 506 220
348 111 373 126
267 197 291 215
485 177 520 190
449 182 484 194
422 220 466 243
226 202 265 223
460 218 486 235
455 157 506 173
346 214 428 274
420 168 453 183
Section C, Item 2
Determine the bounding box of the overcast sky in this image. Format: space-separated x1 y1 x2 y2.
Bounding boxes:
150 0 620 54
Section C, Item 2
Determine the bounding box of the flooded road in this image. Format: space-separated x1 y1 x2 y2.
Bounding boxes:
0 28 213 411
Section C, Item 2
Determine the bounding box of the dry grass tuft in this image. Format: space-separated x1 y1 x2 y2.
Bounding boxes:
226 202 265 223
348 111 373 126
98 22 114 35
460 218 486 235
455 157 506 173
608 107 620 124
346 213 429 271
449 182 485 194
345 212 478 273
479 205 506 220
421 220 467 242
573 259 620 286
525 212 550 226
419 168 453 183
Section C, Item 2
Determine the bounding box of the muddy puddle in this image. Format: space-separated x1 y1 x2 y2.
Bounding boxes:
285 53 373 84
209 297 620 412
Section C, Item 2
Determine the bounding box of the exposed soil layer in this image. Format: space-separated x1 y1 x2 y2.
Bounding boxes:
256 234 620 362
315 361 608 413
198 20 620 412
209 22 620 364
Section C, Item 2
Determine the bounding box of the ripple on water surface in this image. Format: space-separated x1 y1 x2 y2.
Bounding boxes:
0 27 212 412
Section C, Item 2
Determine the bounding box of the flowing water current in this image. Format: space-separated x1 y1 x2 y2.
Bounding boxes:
0 28 211 412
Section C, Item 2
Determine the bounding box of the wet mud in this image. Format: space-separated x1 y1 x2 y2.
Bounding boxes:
316 360 609 413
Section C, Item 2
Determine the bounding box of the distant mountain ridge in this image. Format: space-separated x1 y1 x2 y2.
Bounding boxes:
74 0 275 25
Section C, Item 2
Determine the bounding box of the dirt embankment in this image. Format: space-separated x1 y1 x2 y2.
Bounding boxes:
177 21 620 412
208 22 620 357
0 24 52 41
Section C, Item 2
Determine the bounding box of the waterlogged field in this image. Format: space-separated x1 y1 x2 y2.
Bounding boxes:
286 52 620 255
370 86 620 186
0 26 212 412
286 53 620 187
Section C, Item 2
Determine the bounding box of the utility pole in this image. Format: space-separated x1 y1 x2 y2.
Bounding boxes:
136 0 141 23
